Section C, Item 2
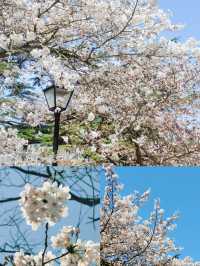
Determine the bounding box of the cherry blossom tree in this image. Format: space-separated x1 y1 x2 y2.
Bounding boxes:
100 165 200 265
0 166 100 265
1 0 200 165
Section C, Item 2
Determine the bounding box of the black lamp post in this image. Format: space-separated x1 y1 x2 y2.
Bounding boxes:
43 85 74 164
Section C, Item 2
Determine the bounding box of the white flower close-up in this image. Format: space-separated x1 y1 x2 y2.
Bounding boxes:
20 181 71 230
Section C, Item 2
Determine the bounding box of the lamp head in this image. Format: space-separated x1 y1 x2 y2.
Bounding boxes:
43 85 74 112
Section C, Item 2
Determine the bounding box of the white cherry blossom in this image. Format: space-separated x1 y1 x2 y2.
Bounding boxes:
20 181 71 230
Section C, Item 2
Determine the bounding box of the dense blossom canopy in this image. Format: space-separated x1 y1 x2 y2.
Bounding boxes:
1 0 200 165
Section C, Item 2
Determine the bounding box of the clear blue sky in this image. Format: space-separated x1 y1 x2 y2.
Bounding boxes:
100 167 200 261
159 0 200 40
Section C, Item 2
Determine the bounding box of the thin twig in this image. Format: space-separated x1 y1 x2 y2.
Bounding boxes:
42 223 49 266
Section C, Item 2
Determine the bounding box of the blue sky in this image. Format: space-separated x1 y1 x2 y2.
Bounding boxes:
159 0 200 40
100 167 200 261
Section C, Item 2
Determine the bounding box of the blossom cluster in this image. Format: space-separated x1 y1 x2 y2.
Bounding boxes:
20 181 71 230
14 250 55 266
51 226 80 249
52 226 100 266
31 48 78 90
60 240 100 266
0 128 28 158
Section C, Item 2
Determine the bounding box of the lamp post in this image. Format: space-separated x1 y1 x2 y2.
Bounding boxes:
43 85 74 165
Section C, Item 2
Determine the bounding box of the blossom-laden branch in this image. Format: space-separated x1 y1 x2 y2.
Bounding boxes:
101 165 200 266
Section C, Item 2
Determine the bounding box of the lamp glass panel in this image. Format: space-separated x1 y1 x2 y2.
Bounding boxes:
56 87 72 110
44 87 55 110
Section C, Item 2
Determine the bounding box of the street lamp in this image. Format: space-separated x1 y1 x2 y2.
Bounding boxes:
43 85 74 164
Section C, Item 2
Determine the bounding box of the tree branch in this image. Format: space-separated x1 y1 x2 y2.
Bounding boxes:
42 223 49 266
